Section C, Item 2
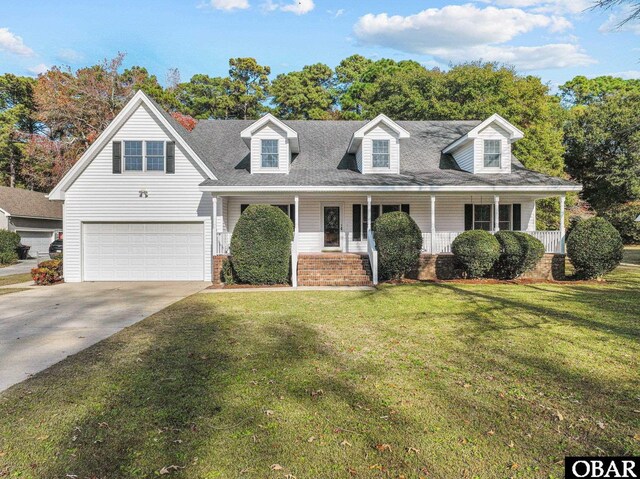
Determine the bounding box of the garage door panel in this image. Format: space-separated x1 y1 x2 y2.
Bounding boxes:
83 222 204 281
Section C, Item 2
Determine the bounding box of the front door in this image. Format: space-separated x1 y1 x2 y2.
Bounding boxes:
323 205 341 248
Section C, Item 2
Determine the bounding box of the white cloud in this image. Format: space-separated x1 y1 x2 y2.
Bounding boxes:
433 43 595 70
607 70 640 79
56 48 83 63
264 0 314 14
209 0 249 11
599 7 640 34
354 5 571 52
488 0 590 15
327 8 344 18
0 27 34 56
27 63 49 75
352 4 594 70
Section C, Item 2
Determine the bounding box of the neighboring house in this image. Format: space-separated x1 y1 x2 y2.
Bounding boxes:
48 91 581 284
0 186 63 257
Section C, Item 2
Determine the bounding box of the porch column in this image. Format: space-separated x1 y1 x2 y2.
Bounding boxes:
294 195 299 236
212 195 218 256
430 195 436 254
367 195 372 234
494 195 500 232
559 195 566 254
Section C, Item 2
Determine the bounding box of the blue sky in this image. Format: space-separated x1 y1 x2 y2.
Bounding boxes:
0 0 638 89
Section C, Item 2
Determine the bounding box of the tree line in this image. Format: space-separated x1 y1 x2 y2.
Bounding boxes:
0 54 638 238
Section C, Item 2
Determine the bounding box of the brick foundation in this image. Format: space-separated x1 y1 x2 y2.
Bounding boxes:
212 254 229 288
297 253 373 286
408 253 565 281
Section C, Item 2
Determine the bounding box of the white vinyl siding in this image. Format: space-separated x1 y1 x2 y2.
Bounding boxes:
250 123 289 174
359 124 400 174
63 103 212 282
452 142 474 173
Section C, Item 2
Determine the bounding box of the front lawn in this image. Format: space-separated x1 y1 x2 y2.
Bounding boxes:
0 273 31 287
1 269 638 478
623 245 640 265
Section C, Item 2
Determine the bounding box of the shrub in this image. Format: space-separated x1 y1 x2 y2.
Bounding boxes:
451 230 500 278
221 257 236 285
31 257 63 285
566 217 623 279
0 230 21 257
230 205 293 284
493 231 544 279
373 211 423 280
0 251 18 265
600 201 640 244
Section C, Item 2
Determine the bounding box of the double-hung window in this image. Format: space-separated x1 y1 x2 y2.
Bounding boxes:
483 139 501 168
499 204 512 231
146 141 165 171
261 139 279 168
124 141 143 171
372 139 390 168
473 205 492 231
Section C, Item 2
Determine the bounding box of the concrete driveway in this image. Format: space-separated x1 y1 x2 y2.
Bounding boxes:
0 281 208 391
0 258 38 277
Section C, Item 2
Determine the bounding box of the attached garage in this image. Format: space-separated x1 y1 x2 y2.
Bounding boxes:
82 222 205 281
16 230 55 258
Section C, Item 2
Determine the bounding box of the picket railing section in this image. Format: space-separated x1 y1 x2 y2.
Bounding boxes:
216 232 231 255
422 230 562 254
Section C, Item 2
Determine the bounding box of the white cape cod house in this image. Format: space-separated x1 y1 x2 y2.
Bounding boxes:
48 91 581 285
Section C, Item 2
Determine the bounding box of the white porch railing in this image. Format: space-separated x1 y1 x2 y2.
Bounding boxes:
216 232 231 255
291 233 299 288
422 230 562 254
525 230 562 254
367 229 378 285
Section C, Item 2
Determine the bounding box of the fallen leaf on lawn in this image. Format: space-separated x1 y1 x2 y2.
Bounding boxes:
375 443 392 452
633 434 640 442
159 465 184 474
264 410 275 416
463 383 471 389
510 463 520 470
270 464 284 471
406 447 420 454
98 422 109 429
341 440 352 447
487 430 495 436
507 441 514 448
36 435 49 441
597 421 606 429
555 411 564 421
348 467 357 476
307 436 316 443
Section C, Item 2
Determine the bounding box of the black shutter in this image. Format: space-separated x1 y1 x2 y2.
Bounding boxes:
464 204 473 231
401 204 410 215
352 204 361 241
513 204 522 231
289 203 295 227
371 205 381 224
112 141 122 174
166 141 175 174
241 204 249 214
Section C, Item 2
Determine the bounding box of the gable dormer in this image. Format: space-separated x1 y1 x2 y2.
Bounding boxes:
241 114 299 174
443 114 524 174
347 114 410 175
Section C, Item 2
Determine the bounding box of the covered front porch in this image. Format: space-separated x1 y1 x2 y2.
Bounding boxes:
210 191 567 285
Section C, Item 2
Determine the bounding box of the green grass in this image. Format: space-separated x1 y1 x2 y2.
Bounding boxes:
0 273 32 287
623 245 640 265
1 269 639 478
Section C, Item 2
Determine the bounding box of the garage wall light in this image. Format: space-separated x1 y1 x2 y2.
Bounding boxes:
139 190 148 198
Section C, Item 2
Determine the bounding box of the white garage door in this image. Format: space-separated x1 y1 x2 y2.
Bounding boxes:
83 222 204 281
17 231 53 258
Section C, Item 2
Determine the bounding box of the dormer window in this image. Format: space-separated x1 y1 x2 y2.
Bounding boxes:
483 140 501 168
261 139 279 168
372 140 390 168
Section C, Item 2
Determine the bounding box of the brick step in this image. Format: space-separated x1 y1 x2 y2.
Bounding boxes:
299 280 373 286
298 275 372 282
296 254 373 287
297 266 371 273
297 259 370 265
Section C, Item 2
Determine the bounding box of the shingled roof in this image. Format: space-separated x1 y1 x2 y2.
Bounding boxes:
188 119 576 189
0 186 62 219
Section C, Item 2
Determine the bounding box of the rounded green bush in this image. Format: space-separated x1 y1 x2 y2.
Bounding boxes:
566 217 623 279
373 211 423 280
0 251 18 265
493 231 544 279
230 204 294 284
0 230 21 256
451 230 500 278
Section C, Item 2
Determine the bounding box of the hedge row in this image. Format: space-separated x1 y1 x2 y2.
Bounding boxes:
0 230 20 265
